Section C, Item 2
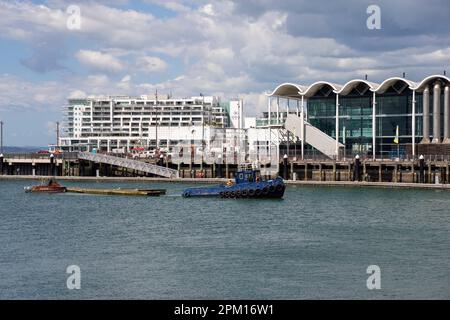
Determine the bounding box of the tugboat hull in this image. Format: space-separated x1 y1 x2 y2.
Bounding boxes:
182 177 285 199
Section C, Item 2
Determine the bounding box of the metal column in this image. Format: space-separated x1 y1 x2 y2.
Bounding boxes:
268 96 271 157
412 90 416 157
286 99 290 157
276 97 280 125
432 82 441 143
372 91 376 160
421 86 430 143
301 96 305 160
444 85 450 143
335 94 339 160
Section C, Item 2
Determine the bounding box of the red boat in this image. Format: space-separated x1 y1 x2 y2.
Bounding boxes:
24 179 67 193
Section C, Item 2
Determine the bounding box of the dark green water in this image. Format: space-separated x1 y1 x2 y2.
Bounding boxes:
0 180 448 299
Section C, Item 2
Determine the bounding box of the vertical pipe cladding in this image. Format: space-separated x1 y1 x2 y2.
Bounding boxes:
444 85 450 143
422 86 430 143
432 83 441 143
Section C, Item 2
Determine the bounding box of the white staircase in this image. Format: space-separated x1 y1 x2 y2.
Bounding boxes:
78 152 179 178
284 114 344 159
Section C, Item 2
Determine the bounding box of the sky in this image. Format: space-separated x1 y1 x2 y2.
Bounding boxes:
0 0 450 146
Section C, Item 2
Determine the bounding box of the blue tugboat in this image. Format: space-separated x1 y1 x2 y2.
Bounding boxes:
182 164 286 199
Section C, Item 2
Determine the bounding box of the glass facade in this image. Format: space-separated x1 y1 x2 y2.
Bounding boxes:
298 88 445 157
264 77 450 158
308 95 375 154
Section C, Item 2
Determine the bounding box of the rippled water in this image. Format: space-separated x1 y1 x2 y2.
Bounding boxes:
0 180 448 299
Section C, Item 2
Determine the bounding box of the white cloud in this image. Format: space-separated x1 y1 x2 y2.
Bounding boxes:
1 0 450 126
121 75 131 82
136 56 167 73
118 75 131 91
68 90 87 99
144 0 192 13
199 4 216 16
0 74 66 111
75 50 124 73
45 121 58 137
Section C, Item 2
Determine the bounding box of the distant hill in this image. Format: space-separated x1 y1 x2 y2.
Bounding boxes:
2 146 46 153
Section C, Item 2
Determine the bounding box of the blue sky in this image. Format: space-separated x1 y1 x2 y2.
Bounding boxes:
1 0 450 146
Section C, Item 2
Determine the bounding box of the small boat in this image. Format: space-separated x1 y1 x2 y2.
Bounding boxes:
24 179 67 193
182 164 286 199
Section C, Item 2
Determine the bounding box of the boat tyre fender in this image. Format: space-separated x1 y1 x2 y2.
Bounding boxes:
248 189 256 197
255 188 262 196
262 186 269 195
220 191 225 198
276 184 284 192
183 191 191 198
224 191 231 198
268 185 276 193
235 190 241 198
230 191 236 198
241 189 249 197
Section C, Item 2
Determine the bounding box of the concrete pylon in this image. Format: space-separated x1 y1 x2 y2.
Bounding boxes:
432 82 441 143
421 86 430 143
443 85 450 143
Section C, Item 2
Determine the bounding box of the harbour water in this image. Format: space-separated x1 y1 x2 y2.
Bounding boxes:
0 180 448 299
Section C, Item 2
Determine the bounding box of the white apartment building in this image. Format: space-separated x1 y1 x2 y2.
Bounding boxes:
60 95 230 152
60 94 282 173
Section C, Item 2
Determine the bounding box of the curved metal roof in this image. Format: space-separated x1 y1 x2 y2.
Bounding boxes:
374 77 417 94
411 74 450 92
268 74 450 98
302 81 342 98
336 79 380 95
266 83 306 97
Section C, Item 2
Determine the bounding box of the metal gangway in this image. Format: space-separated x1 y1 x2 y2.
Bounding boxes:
78 152 179 178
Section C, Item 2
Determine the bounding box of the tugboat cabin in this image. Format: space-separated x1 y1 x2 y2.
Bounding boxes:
235 164 261 184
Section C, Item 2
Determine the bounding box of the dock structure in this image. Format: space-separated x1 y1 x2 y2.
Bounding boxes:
279 158 450 184
2 152 450 186
77 152 179 179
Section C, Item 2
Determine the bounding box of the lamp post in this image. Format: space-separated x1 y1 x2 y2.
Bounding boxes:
155 105 159 150
217 154 222 178
354 154 361 182
191 127 195 177
283 153 288 180
50 153 55 177
200 94 205 171
419 154 425 183
0 152 4 175
0 120 3 154
56 121 60 151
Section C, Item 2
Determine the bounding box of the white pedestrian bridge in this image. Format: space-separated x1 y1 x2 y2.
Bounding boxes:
78 152 179 178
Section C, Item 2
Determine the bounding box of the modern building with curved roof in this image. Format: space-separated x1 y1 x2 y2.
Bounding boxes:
264 74 450 159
